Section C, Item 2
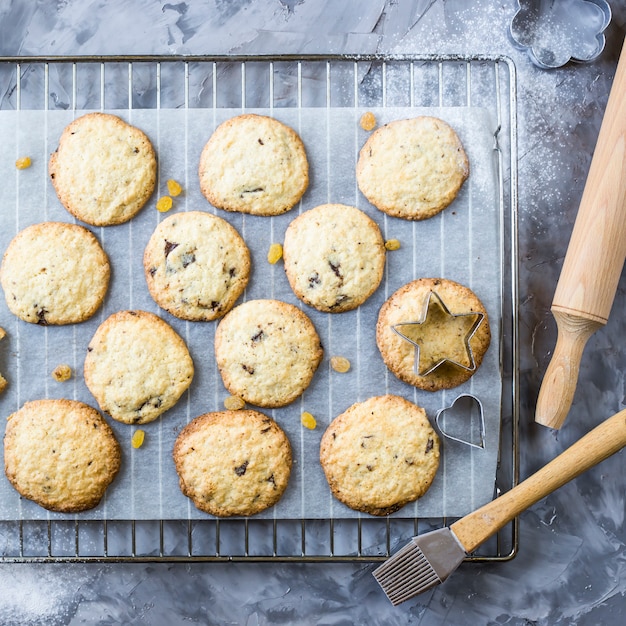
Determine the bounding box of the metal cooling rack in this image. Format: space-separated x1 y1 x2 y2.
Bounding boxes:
0 54 518 563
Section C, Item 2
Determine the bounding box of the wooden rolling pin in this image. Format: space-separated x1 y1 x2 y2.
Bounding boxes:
535 37 626 429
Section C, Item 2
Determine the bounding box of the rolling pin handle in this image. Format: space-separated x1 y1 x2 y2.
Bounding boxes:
535 309 603 429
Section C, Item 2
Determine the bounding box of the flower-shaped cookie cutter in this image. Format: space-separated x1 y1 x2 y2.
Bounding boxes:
509 0 611 69
391 290 485 377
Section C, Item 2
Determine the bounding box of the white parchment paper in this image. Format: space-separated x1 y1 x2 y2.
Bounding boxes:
0 105 501 520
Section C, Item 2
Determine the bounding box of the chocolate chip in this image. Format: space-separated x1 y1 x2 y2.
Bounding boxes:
251 329 264 342
308 271 321 288
425 438 434 453
181 252 196 268
36 308 48 326
164 240 179 259
328 260 343 283
241 187 264 197
242 364 255 375
234 460 249 476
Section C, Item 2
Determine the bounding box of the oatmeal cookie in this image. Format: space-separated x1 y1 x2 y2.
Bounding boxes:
84 310 194 424
4 399 121 513
356 116 469 220
0 221 110 325
49 112 157 226
376 278 491 391
214 299 323 407
282 203 385 312
144 211 250 321
320 394 440 516
198 114 309 216
173 409 292 517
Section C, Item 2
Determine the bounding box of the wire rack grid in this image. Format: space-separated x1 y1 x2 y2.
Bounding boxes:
0 54 518 563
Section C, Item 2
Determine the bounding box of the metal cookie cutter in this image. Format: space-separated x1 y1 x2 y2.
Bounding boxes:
436 394 486 449
509 0 612 69
391 290 484 376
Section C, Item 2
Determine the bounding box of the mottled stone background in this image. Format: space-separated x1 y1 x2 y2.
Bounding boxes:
1 1 626 624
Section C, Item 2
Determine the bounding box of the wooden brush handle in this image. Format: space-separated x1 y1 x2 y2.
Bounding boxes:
535 37 626 429
451 409 626 554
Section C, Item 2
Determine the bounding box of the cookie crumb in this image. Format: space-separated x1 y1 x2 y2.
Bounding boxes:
385 239 401 251
15 156 32 169
52 364 72 382
360 112 377 131
156 196 173 213
224 395 246 410
330 356 351 373
167 179 183 197
267 243 283 264
301 411 317 429
0 326 6 340
131 429 146 449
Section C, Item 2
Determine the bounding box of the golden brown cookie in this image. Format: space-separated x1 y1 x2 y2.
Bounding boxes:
282 203 385 312
84 310 194 424
0 326 6 394
173 409 292 517
0 222 110 325
376 278 491 391
356 116 469 220
198 114 309 216
214 299 323 407
320 394 440 516
49 112 157 226
3 399 121 513
143 211 250 321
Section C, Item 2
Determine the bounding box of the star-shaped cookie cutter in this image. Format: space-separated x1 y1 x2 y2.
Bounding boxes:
391 290 485 376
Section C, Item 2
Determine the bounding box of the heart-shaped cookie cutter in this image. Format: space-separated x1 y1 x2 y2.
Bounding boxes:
391 290 485 377
436 394 486 449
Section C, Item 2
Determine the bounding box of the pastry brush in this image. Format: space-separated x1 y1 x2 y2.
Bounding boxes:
373 408 626 605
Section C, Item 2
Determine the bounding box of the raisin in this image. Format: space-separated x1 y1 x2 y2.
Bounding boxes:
267 243 283 264
51 364 72 382
131 430 145 449
224 395 245 410
360 111 376 131
301 411 316 430
330 356 351 373
167 179 183 197
15 156 32 169
156 196 173 212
